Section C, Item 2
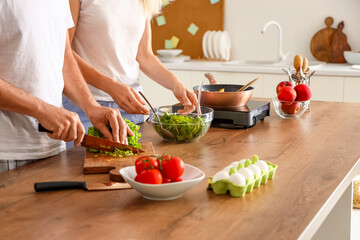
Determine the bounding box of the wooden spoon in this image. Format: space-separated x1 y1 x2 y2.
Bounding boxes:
302 57 309 73
294 55 303 74
236 78 259 92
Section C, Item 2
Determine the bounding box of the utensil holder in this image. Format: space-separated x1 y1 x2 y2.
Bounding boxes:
290 70 312 112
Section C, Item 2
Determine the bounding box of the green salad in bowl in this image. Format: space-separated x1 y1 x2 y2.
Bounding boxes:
149 105 214 143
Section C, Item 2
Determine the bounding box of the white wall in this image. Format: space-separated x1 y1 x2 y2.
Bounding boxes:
224 0 360 62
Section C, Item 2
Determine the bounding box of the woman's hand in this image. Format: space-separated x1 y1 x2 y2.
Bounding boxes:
85 105 133 144
109 82 149 115
172 82 198 114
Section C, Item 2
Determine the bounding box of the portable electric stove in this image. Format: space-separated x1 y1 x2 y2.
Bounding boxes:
210 100 270 129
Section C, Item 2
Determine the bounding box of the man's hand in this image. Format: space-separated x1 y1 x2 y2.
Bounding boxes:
109 82 149 115
36 105 85 146
85 105 133 144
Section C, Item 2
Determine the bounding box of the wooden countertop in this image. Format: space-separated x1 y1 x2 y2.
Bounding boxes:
1 100 360 240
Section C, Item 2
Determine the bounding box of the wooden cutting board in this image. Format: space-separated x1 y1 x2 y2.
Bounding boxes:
310 17 336 62
310 16 351 63
83 142 155 182
329 21 351 63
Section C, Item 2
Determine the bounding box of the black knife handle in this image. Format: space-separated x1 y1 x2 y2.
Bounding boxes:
38 124 110 134
34 181 87 192
38 124 53 133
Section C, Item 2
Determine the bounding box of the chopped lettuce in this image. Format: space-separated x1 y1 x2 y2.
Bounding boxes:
87 118 142 157
124 118 142 149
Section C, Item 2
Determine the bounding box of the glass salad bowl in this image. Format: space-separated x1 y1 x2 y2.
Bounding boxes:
149 105 214 143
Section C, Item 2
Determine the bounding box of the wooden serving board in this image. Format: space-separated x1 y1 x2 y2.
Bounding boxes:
310 17 336 62
83 142 155 182
329 21 351 63
310 16 351 63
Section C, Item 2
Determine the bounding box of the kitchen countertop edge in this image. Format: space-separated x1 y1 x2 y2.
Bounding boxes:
162 61 360 77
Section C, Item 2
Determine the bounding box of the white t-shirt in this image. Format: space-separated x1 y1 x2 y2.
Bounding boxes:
0 0 74 160
72 0 147 101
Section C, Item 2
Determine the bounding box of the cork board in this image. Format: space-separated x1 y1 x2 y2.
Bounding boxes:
151 0 224 59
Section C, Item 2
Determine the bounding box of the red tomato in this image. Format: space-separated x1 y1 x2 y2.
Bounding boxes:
162 178 171 184
135 169 163 184
171 177 183 182
160 155 185 181
135 156 159 175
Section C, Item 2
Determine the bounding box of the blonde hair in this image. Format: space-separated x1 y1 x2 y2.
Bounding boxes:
143 0 162 18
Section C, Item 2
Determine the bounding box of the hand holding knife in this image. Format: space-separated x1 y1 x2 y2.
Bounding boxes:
38 124 143 153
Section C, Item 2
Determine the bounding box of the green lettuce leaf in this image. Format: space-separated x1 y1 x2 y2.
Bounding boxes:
87 118 142 157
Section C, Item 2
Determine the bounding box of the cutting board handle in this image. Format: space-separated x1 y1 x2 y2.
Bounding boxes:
109 167 125 182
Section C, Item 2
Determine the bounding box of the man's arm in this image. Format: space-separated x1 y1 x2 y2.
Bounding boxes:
0 77 44 117
0 77 85 146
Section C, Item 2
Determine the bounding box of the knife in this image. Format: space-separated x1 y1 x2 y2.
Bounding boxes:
38 124 143 153
34 181 132 192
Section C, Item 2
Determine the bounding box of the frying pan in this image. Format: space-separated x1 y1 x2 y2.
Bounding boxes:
193 84 254 108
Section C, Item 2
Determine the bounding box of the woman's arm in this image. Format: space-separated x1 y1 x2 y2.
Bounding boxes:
136 19 197 114
68 0 81 42
63 31 132 144
67 0 149 115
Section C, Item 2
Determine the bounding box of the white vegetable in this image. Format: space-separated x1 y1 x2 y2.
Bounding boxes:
247 164 262 176
254 160 269 172
228 173 246 186
212 170 230 183
237 168 254 180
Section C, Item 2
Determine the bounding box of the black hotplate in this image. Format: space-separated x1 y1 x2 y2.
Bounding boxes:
210 100 270 129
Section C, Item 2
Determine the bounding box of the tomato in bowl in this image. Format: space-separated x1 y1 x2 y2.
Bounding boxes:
120 164 205 200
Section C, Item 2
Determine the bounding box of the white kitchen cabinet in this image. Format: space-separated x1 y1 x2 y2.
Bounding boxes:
309 76 344 102
263 74 345 102
262 74 285 98
344 76 360 103
140 68 358 105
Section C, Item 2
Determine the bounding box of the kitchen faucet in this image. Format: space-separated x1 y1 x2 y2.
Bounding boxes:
261 21 289 62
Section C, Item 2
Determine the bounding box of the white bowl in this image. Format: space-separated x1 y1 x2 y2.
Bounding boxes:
157 55 190 63
344 51 360 65
120 164 205 200
156 49 183 58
